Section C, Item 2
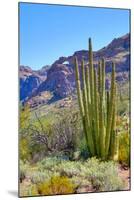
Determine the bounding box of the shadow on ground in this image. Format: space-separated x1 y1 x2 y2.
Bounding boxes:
8 190 18 197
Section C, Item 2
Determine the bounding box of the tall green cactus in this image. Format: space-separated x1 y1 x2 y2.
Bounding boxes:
74 38 118 160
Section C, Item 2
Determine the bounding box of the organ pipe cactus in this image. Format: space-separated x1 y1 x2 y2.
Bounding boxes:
74 38 118 160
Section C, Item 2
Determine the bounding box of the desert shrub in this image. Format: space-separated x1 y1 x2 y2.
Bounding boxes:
72 151 81 161
26 185 38 196
48 111 81 154
35 157 125 192
19 160 29 182
37 157 61 171
117 101 129 115
20 159 51 183
19 136 44 163
20 105 83 162
37 176 76 195
20 137 32 161
20 104 30 131
78 138 90 159
119 132 130 166
37 157 84 178
71 175 91 189
29 110 82 157
29 171 51 184
20 183 38 197
84 158 124 191
19 157 127 195
54 160 82 177
19 104 33 162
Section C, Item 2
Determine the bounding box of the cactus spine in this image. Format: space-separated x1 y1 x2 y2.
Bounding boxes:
74 38 118 160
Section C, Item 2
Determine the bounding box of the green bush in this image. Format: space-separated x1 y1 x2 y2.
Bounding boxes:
79 138 90 159
27 110 82 158
30 171 51 184
20 157 126 195
71 175 91 189
19 160 29 182
85 158 124 191
37 176 76 195
29 169 60 185
119 132 130 166
60 162 78 177
20 184 38 197
36 157 61 171
20 138 31 161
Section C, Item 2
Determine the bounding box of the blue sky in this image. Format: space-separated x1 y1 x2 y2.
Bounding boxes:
19 3 130 70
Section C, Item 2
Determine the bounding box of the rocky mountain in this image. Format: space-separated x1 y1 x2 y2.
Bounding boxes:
20 65 50 100
20 33 130 104
35 33 130 98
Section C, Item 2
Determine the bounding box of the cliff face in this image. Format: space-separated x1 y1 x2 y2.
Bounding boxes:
19 65 48 100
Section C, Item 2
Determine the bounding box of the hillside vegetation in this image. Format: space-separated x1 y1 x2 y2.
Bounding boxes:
19 37 130 197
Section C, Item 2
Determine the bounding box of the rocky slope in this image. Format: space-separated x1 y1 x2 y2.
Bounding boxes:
20 33 130 104
20 65 50 100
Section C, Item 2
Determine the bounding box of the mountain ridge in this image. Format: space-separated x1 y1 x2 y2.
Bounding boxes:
20 33 130 104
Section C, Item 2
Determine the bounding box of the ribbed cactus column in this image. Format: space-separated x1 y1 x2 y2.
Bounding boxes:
74 38 118 160
89 38 94 118
88 38 96 155
99 59 106 159
74 57 90 153
81 59 88 118
105 62 116 158
94 68 99 155
74 57 84 117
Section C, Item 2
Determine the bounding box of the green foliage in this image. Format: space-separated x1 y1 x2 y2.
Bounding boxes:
20 104 30 132
20 183 38 197
20 138 31 161
37 176 76 195
20 160 29 182
74 39 118 160
20 157 127 196
84 158 124 191
54 160 82 177
37 157 62 171
117 81 129 115
29 171 50 184
117 100 129 116
29 110 81 158
19 104 33 162
119 132 130 166
79 138 90 159
28 185 38 196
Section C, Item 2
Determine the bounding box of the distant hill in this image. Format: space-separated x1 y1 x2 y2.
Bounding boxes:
20 65 50 100
20 33 130 105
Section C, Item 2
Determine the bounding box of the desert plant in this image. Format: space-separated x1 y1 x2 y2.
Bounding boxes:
37 157 61 171
119 132 130 166
19 183 38 197
84 158 124 191
54 160 82 177
79 137 90 159
30 171 51 184
74 38 118 160
30 111 81 156
20 137 32 161
20 157 126 195
20 104 31 133
19 160 29 182
37 176 76 195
